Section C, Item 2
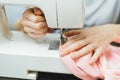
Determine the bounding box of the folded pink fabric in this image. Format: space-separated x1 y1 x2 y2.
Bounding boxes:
61 45 120 80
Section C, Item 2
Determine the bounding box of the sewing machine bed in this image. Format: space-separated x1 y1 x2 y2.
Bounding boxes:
0 31 70 80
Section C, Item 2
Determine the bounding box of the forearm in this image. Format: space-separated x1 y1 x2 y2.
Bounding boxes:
115 24 120 35
111 24 120 43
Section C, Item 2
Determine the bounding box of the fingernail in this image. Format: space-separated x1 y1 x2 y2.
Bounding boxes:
59 51 65 57
89 60 94 65
89 61 92 65
71 52 77 60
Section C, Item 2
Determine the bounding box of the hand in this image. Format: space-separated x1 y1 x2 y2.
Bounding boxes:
60 24 120 64
19 7 47 38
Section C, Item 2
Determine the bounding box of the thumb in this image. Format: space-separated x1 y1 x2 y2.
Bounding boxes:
33 7 43 16
64 30 81 37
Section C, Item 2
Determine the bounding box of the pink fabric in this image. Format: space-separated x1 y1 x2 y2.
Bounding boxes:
61 45 120 80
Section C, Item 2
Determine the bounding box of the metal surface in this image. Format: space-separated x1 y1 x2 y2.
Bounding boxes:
49 40 60 50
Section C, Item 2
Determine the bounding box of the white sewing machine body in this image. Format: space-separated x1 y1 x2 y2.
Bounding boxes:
0 0 84 80
0 32 71 80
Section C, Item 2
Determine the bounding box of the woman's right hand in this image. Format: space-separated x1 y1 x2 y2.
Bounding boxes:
21 7 48 38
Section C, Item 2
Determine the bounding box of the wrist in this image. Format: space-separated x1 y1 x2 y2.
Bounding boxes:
14 18 24 31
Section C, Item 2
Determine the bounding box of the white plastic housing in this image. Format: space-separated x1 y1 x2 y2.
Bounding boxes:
57 0 85 28
0 0 85 28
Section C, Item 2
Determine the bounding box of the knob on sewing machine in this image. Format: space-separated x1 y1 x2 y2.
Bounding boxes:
0 0 85 80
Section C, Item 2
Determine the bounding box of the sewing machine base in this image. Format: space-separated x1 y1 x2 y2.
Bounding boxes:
0 31 70 80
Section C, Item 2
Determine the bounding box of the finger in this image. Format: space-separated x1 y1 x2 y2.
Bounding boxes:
67 35 78 40
23 8 45 22
24 26 47 34
60 31 85 50
60 39 89 57
64 30 81 37
21 18 47 29
60 34 85 50
27 32 46 38
89 46 105 64
60 37 79 50
33 7 43 16
71 43 96 60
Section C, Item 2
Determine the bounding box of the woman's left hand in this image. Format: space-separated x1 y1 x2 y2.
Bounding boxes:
60 24 120 64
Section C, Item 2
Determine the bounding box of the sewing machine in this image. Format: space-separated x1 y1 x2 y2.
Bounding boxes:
0 0 85 80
